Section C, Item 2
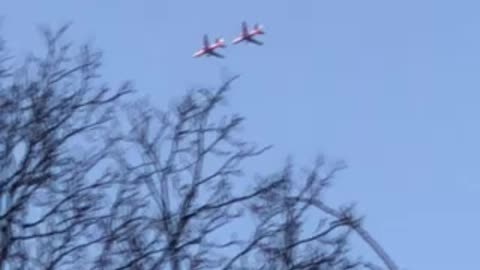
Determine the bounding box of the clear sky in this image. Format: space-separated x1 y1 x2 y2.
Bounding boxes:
2 0 479 269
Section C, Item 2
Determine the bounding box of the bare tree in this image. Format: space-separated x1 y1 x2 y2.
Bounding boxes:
95 74 398 270
0 25 132 269
223 157 398 270
94 75 286 270
0 23 398 270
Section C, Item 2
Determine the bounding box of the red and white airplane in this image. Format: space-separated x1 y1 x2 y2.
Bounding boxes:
232 22 265 45
192 34 226 58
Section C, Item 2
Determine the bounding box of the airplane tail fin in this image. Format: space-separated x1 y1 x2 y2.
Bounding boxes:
203 34 210 48
242 21 248 35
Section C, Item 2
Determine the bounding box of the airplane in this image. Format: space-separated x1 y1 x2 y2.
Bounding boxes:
232 21 265 45
192 34 226 58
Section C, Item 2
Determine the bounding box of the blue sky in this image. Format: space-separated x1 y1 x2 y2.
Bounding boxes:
2 0 480 269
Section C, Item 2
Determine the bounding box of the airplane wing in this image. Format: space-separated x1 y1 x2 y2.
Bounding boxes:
247 38 263 46
203 34 209 48
242 21 248 35
208 50 224 58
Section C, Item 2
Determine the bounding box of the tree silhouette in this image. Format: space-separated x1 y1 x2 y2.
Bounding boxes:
0 25 398 270
0 25 132 269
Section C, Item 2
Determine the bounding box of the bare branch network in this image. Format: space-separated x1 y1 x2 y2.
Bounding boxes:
0 25 398 270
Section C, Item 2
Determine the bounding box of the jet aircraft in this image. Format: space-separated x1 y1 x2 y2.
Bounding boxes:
192 34 226 58
232 22 265 45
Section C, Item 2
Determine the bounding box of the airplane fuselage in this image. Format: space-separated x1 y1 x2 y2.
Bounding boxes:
232 29 264 44
193 42 225 58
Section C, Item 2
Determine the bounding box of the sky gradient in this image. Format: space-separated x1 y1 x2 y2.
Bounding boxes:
2 1 480 269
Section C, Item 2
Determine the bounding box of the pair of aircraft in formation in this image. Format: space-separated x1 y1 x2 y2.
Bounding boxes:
193 21 265 58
